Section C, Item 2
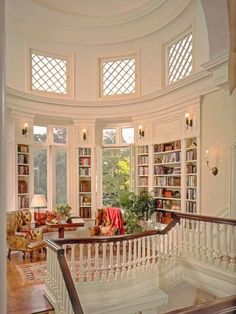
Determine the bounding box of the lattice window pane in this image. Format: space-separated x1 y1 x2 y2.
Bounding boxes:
31 53 68 94
167 33 193 85
102 58 136 96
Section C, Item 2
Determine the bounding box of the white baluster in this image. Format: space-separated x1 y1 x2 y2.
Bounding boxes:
229 225 236 272
121 240 127 279
115 241 121 280
208 222 214 264
126 239 132 277
101 243 107 282
196 220 201 260
145 236 150 271
70 245 76 282
137 238 142 273
79 243 84 282
190 220 195 258
132 239 137 275
108 242 114 281
141 237 146 272
151 235 156 268
87 243 92 282
202 221 207 263
222 224 230 269
94 243 100 282
214 223 221 267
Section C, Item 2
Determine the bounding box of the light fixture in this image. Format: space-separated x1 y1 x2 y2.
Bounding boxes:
138 125 144 139
185 113 193 129
82 129 87 141
30 194 47 226
205 150 218 176
22 123 28 136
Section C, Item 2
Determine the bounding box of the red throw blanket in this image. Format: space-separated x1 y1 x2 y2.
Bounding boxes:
107 207 124 235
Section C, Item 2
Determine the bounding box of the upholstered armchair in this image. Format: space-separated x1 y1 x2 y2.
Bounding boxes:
91 207 125 236
6 209 46 261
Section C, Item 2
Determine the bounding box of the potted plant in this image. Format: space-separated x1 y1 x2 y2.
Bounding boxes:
120 191 156 234
55 204 72 223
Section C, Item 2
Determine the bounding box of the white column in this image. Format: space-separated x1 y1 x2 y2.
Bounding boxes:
0 0 6 313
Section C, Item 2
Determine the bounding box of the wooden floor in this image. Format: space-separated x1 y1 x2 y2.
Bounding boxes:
7 251 54 314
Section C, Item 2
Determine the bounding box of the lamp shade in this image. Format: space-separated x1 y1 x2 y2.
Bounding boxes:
30 194 47 208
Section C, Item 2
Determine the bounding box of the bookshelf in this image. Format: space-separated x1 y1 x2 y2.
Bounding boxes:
185 137 198 213
78 147 92 218
137 145 149 194
17 144 30 210
153 140 182 212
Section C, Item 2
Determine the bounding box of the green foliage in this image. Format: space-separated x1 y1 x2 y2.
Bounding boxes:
102 148 130 206
121 191 156 234
56 204 72 219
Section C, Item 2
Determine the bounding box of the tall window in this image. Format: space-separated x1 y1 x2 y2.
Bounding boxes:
102 147 131 207
167 33 193 84
101 56 137 97
55 149 67 204
31 51 69 95
33 125 68 208
33 149 47 197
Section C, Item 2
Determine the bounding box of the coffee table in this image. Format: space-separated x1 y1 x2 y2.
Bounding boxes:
45 221 85 238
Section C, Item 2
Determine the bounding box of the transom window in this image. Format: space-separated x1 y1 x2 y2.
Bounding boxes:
31 51 68 95
101 56 136 97
167 33 193 85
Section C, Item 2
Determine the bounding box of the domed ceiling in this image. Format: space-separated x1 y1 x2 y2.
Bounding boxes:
30 0 158 17
8 0 191 44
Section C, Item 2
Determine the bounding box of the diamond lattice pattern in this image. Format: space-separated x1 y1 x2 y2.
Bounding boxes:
102 58 135 96
32 53 67 94
168 33 193 84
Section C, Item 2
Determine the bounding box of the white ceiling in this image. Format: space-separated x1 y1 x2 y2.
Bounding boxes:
30 0 161 17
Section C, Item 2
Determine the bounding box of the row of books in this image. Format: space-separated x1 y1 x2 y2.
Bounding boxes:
138 177 148 186
79 168 91 176
79 207 91 218
154 176 181 186
18 165 29 175
79 148 91 156
138 166 148 176
138 155 148 164
186 175 197 187
154 141 181 153
137 146 148 154
186 201 197 213
186 188 197 200
18 195 29 209
186 164 197 174
155 188 181 199
186 149 197 161
154 152 181 163
79 157 91 166
154 165 181 175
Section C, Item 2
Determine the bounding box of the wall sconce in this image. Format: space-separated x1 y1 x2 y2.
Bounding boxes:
205 150 218 176
22 123 28 137
185 113 193 129
82 129 87 141
138 125 145 139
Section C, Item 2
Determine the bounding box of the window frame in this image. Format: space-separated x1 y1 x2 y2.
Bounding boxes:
164 30 194 86
28 49 74 99
32 125 69 210
98 53 140 99
102 125 135 147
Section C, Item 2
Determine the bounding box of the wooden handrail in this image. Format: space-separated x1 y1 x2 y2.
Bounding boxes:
45 239 84 314
165 294 236 313
171 211 236 225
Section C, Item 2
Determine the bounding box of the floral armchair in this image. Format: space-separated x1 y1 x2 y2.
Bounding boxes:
7 209 46 262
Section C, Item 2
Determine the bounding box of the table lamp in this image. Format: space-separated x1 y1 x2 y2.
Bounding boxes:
30 194 47 226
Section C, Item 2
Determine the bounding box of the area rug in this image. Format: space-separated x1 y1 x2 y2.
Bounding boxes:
15 261 46 284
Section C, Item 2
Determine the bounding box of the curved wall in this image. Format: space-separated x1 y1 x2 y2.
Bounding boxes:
6 0 209 110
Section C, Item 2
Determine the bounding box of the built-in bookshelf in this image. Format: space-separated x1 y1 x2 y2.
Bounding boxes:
153 140 182 212
17 144 30 210
185 137 198 213
137 145 149 194
78 147 92 218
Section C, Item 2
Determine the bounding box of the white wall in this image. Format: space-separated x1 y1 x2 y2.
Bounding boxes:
201 89 236 217
5 0 209 99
